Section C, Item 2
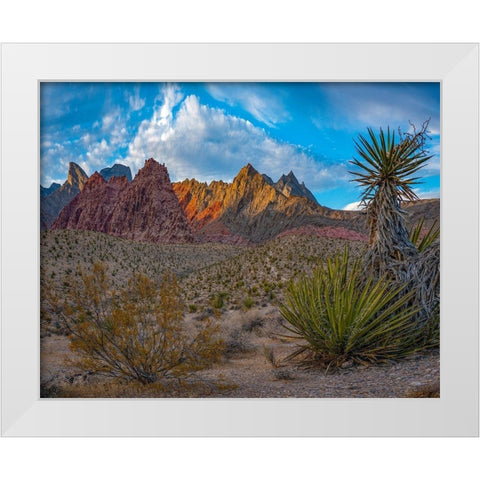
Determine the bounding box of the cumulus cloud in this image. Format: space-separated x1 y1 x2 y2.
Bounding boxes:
123 88 346 191
86 138 110 169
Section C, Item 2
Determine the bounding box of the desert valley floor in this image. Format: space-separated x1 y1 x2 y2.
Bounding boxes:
40 229 439 398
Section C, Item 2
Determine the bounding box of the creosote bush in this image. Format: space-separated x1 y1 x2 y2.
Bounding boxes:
280 248 436 370
42 263 224 384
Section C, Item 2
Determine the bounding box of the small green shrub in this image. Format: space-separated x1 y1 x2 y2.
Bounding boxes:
280 248 428 369
211 292 228 310
242 296 254 310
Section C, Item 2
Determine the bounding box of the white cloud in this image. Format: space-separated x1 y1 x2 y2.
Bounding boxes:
128 86 146 112
414 187 440 199
102 113 116 130
343 201 364 211
123 89 346 192
86 138 111 170
207 84 290 128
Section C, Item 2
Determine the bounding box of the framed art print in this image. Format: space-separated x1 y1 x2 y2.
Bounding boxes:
1 43 478 436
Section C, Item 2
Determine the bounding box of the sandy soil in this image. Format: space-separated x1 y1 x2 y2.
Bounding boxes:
40 306 439 398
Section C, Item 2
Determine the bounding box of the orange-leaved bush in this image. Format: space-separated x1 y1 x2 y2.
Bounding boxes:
43 263 224 384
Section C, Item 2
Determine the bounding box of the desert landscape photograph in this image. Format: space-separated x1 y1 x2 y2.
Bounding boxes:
40 81 440 398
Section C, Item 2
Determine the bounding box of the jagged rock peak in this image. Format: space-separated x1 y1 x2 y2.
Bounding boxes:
237 163 259 177
100 163 133 182
52 158 193 244
274 169 319 205
83 171 106 191
66 162 88 188
136 158 170 180
278 170 299 184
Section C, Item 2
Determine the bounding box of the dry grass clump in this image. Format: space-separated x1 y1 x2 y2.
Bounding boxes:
219 308 282 358
263 346 296 380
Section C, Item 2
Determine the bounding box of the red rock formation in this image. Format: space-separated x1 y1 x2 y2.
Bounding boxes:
52 159 193 244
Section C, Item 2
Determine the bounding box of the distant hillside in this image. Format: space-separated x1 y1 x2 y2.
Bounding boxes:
99 163 132 182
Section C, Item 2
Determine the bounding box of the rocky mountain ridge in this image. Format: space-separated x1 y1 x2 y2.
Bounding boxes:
173 163 360 243
44 159 439 245
52 159 193 244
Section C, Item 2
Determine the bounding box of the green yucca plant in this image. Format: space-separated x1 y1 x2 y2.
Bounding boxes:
350 121 433 265
409 218 440 253
280 248 432 369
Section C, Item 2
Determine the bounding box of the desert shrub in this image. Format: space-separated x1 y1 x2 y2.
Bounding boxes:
263 346 296 380
42 263 224 384
242 296 254 309
224 325 254 357
211 291 228 310
280 248 434 369
241 313 265 333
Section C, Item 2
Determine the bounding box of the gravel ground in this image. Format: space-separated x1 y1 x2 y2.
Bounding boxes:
41 308 439 399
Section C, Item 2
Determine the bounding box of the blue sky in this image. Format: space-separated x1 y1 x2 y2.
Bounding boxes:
40 82 440 210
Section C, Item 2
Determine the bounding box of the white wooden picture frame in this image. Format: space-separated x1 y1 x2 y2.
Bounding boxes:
1 43 478 436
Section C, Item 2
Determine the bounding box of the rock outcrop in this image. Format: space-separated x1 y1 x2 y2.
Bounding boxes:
40 162 89 229
99 163 132 182
173 163 360 243
273 170 318 205
52 159 193 244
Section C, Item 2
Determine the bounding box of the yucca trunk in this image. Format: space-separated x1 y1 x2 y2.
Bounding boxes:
366 183 418 270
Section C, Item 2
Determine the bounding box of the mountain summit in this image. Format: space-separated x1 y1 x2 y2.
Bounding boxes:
274 171 319 205
41 162 89 229
173 163 343 243
52 159 193 244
